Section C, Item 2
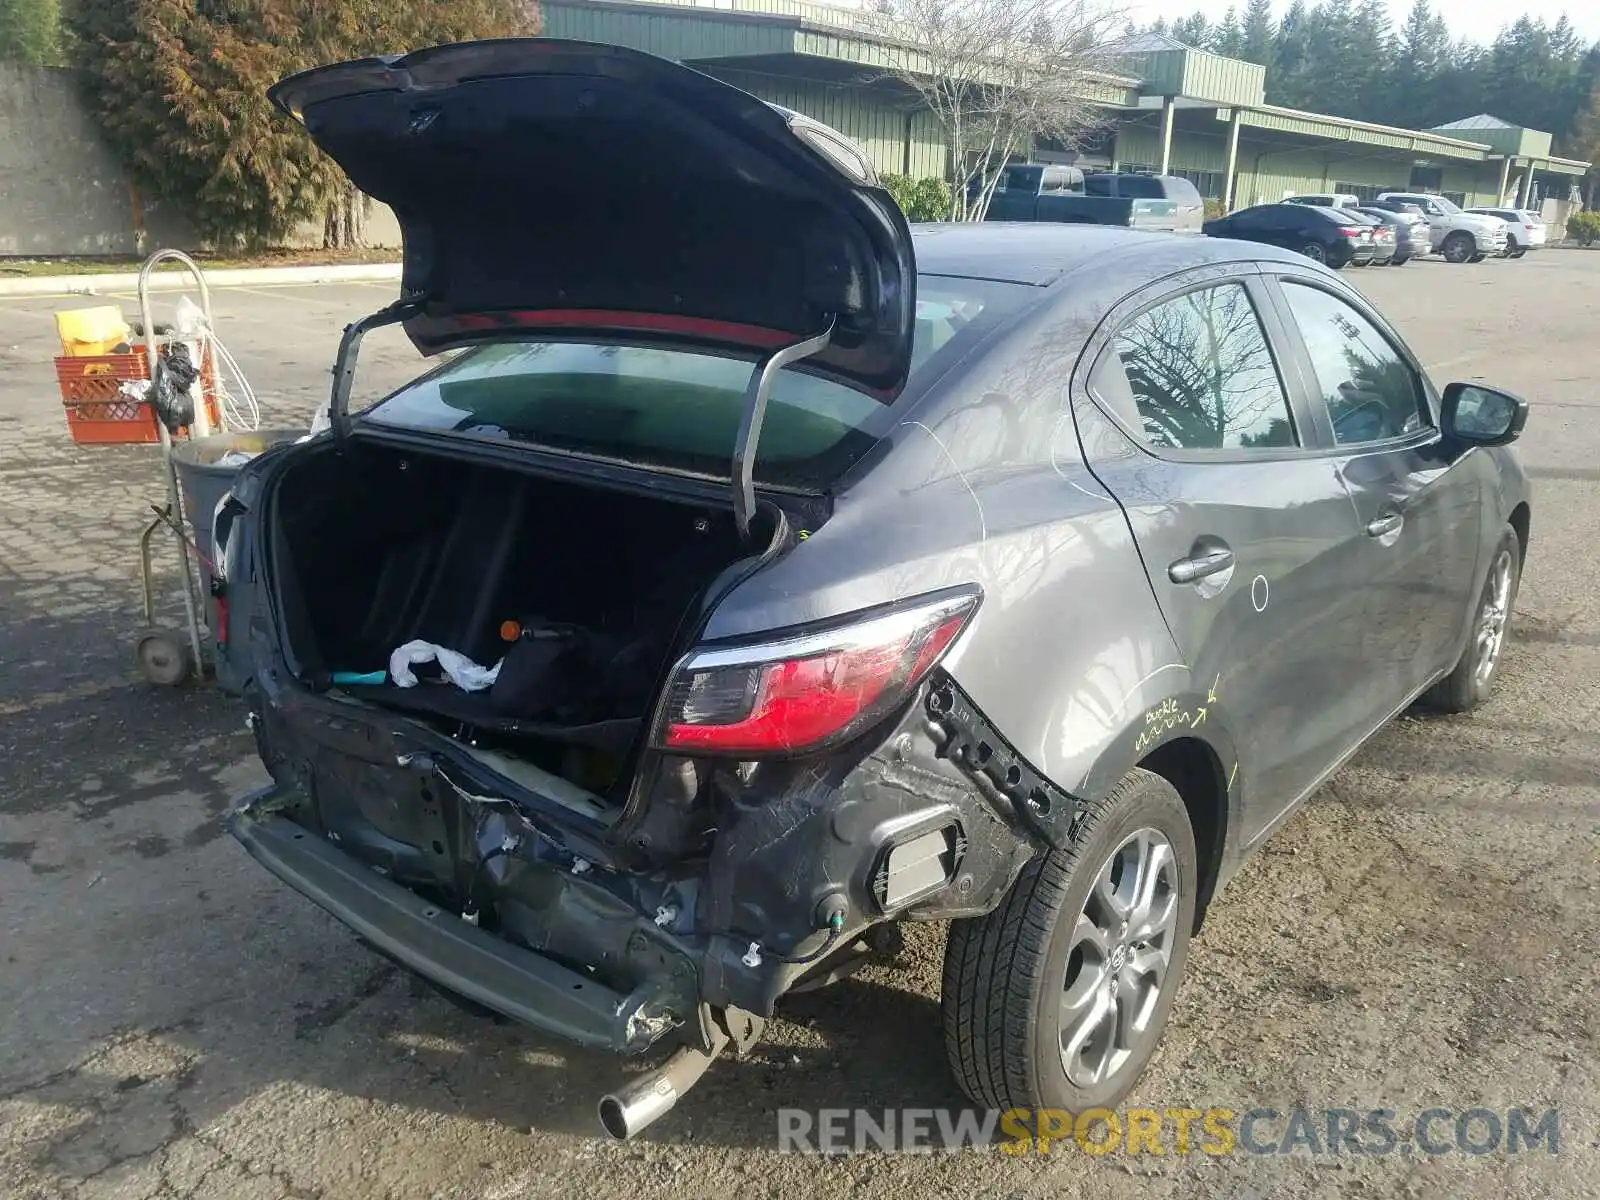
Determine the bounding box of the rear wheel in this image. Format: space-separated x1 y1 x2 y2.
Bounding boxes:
941 768 1197 1112
1300 242 1328 265
1423 523 1521 713
1511 247 1527 259
1442 231 1475 263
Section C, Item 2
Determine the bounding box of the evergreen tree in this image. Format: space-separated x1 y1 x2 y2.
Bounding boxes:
1240 0 1274 68
0 0 61 64
1567 81 1600 205
1170 13 1209 47
1271 0 1312 103
1211 7 1244 58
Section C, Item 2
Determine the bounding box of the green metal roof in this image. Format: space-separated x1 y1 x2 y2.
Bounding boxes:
1530 155 1590 177
541 0 1142 104
1112 41 1266 107
1233 104 1492 161
538 1 1588 170
1428 114 1552 160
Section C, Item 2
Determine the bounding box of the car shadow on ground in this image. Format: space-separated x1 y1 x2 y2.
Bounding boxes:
15 943 968 1182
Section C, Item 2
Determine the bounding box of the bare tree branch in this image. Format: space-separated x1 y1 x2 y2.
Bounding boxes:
867 0 1130 220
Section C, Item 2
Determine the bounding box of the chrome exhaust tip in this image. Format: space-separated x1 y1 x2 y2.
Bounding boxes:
598 1074 682 1141
596 1030 730 1141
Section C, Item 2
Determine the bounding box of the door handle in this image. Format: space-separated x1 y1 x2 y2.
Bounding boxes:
1366 512 1403 538
1168 546 1235 584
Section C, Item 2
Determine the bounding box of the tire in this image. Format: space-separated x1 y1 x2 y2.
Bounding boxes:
1300 242 1328 265
1442 231 1475 263
1470 252 1487 263
1423 523 1522 713
941 768 1198 1112
1511 248 1526 259
135 628 195 687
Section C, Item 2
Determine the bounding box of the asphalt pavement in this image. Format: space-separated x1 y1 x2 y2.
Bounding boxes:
1 257 1597 1199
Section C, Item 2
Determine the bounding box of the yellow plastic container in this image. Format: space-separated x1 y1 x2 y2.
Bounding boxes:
55 305 133 357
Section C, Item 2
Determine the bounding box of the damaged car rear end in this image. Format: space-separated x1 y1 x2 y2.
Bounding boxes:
221 38 1054 1138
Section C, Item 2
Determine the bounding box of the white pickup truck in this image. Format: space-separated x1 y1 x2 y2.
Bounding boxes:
1377 192 1508 263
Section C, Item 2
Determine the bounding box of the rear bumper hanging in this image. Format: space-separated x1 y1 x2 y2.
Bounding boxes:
228 800 684 1053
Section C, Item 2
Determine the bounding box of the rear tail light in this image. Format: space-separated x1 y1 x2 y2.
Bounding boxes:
657 590 980 756
1340 226 1365 239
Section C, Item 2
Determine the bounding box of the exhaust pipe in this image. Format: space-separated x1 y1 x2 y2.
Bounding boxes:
597 1029 729 1141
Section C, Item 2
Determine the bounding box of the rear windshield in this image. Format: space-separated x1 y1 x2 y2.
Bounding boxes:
360 276 1031 489
1089 174 1164 198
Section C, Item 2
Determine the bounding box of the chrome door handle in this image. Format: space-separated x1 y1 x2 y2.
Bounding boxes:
1366 513 1403 538
1168 547 1235 584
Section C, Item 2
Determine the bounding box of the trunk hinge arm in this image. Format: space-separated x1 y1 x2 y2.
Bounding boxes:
328 296 426 444
731 319 835 541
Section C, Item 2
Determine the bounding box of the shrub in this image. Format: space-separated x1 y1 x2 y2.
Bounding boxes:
910 176 952 222
1566 210 1600 246
67 0 532 249
1204 198 1226 221
881 173 952 222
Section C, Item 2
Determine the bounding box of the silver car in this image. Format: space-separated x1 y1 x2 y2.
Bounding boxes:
219 38 1536 1140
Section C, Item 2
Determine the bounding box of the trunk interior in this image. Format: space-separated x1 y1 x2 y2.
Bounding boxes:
268 438 781 798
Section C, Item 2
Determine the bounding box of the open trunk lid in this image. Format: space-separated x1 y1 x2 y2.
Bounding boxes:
269 38 916 399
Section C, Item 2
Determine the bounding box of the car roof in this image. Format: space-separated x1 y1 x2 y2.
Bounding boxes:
908 221 1311 286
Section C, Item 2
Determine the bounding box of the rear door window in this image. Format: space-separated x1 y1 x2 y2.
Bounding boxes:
1229 207 1279 232
360 277 1030 488
1040 166 1083 194
1090 281 1298 451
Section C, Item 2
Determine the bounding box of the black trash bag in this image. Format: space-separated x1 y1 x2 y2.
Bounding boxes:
490 619 664 724
490 623 584 720
149 342 199 434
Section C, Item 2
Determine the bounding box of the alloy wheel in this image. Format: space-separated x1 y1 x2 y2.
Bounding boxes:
1474 547 1515 687
1302 243 1327 264
1059 828 1180 1088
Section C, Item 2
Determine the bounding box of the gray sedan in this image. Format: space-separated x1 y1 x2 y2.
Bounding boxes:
216 39 1534 1139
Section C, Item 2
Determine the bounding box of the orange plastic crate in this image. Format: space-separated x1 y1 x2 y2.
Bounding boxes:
55 347 220 446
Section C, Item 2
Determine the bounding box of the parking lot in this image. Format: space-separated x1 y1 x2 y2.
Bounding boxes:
2 252 1598 1199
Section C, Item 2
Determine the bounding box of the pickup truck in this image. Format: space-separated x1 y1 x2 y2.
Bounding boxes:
978 163 1204 233
1376 191 1508 263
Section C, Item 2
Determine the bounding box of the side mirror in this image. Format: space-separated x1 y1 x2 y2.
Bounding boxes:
1441 381 1529 446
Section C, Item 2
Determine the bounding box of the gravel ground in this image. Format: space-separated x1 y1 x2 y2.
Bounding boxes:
1 254 1597 1200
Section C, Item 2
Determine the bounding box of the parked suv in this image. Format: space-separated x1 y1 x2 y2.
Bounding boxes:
1466 207 1546 257
220 38 1535 1142
980 165 1205 233
1377 192 1507 262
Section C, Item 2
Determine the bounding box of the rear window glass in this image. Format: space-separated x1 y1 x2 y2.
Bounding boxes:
360 276 1030 489
1165 178 1202 204
1114 175 1164 198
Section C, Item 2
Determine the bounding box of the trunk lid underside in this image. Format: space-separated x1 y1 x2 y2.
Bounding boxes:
269 37 917 398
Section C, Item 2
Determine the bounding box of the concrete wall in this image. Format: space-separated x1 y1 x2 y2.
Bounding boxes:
0 65 197 255
0 65 401 257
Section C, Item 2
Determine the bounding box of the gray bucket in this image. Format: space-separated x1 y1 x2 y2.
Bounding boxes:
172 427 306 576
